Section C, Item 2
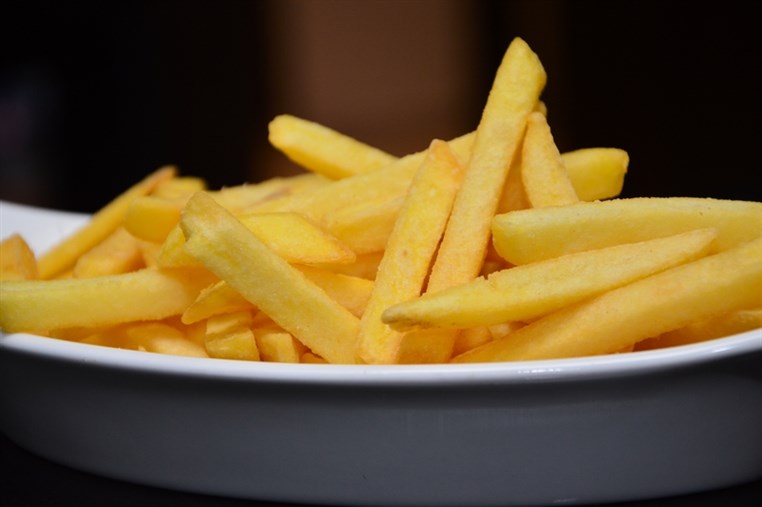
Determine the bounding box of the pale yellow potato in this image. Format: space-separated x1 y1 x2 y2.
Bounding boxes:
636 308 762 350
384 228 717 330
453 237 762 363
180 192 360 364
561 147 628 202
0 233 38 281
356 139 464 364
324 251 384 280
0 267 215 333
73 227 144 278
493 197 762 265
268 114 398 179
521 111 579 208
159 210 356 268
37 166 176 279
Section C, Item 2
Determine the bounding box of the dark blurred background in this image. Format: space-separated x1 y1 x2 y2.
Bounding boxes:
1 0 759 213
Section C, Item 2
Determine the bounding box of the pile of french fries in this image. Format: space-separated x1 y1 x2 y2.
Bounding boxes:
1 38 760 364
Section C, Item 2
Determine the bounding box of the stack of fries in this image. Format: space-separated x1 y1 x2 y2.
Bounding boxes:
1 38 760 364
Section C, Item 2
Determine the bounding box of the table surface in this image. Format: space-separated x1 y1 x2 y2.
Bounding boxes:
1 431 760 507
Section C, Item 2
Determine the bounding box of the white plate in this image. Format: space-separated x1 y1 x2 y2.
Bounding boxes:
1 199 761 506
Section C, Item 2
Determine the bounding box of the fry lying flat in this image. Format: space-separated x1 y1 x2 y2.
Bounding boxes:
453 237 762 363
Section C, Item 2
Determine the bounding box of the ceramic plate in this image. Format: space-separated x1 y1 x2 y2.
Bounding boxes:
1 199 761 506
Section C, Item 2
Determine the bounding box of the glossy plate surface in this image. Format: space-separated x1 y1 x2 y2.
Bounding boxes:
1 199 761 506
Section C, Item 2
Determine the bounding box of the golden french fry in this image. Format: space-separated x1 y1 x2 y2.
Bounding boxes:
203 311 260 360
561 147 628 202
521 111 578 208
0 233 38 281
492 197 762 265
384 228 717 330
396 37 546 364
268 114 398 179
453 237 762 363
432 37 545 287
180 192 360 364
73 227 144 278
356 139 464 364
0 267 215 333
151 176 207 200
37 166 176 279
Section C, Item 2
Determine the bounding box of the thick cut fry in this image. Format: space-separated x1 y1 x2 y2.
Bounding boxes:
356 139 464 364
73 227 144 278
0 233 38 280
0 267 215 333
453 237 762 363
36 166 176 279
151 176 207 200
383 229 717 330
561 148 628 202
205 328 260 361
268 114 398 179
398 37 546 364
180 192 360 364
159 210 356 268
521 112 579 208
493 197 762 265
431 37 545 288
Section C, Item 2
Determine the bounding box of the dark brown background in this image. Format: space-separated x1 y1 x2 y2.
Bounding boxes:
1 0 760 212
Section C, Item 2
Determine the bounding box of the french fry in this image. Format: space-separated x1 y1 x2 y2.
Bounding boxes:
120 322 208 357
268 114 398 179
453 237 762 363
356 139 464 364
492 197 762 265
73 227 144 278
383 228 717 330
396 37 546 363
254 328 306 363
180 192 360 364
561 148 628 202
209 173 329 213
36 166 176 279
0 267 215 333
204 311 260 361
521 111 579 208
0 233 38 281
124 196 184 243
322 195 404 255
